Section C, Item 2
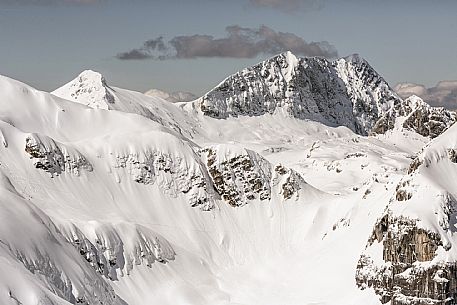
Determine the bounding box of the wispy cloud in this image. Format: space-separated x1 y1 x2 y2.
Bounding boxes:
116 37 168 60
116 25 337 60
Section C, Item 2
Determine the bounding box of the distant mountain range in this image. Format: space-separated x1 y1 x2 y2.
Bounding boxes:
144 88 197 103
395 81 457 110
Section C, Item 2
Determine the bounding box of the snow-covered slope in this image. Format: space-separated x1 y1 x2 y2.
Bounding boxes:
51 71 200 139
0 74 353 305
1 52 457 305
0 169 127 305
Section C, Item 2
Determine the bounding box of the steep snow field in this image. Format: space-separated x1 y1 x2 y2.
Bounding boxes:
1 53 456 305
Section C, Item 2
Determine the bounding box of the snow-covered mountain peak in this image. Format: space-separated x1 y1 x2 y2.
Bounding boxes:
265 50 298 64
278 51 299 82
403 94 430 109
78 69 107 85
283 50 296 59
52 70 116 110
192 52 401 135
186 52 456 139
280 50 299 66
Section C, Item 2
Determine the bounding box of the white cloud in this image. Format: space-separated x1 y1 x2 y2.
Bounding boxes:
116 25 337 60
395 81 457 110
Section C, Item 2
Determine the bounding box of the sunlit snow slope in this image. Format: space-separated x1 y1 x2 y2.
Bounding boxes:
1 52 457 305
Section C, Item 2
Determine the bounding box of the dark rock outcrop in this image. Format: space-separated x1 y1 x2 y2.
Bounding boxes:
25 134 93 176
373 96 456 138
202 147 272 206
201 147 307 206
356 213 457 305
275 164 304 200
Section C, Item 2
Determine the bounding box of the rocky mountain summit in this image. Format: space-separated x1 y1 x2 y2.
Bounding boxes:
193 51 455 137
373 95 456 138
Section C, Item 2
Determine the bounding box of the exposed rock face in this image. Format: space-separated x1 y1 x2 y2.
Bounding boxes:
274 164 304 200
197 52 399 135
201 146 307 206
356 213 457 305
395 179 414 201
407 158 424 174
372 96 456 138
202 146 272 206
370 215 442 263
448 149 457 163
25 134 93 176
106 143 309 209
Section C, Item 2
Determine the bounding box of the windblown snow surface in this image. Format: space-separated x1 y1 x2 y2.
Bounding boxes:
1 52 456 305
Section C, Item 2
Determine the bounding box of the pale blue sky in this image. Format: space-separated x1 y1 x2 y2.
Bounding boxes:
0 0 456 95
